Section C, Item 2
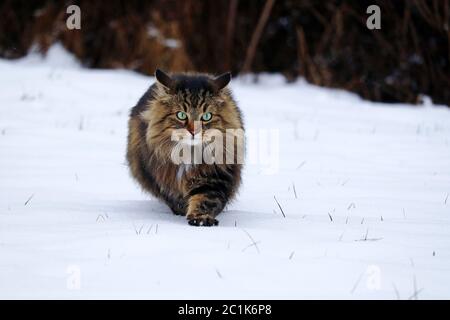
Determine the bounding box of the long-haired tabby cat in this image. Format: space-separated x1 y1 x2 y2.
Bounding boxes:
127 69 244 226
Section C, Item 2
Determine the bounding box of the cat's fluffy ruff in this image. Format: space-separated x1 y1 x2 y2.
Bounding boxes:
126 70 244 226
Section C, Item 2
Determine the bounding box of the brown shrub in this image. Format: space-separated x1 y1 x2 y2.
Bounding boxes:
0 0 448 105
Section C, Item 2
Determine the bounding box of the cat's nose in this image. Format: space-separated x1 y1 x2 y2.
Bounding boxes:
187 122 197 136
187 122 195 135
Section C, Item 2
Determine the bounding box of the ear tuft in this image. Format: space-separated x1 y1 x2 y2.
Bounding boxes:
155 69 174 90
214 72 232 91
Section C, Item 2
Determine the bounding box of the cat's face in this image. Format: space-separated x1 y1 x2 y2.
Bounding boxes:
142 71 243 162
158 89 228 146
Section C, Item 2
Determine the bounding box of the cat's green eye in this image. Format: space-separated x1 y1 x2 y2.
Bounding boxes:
176 111 187 120
201 112 212 121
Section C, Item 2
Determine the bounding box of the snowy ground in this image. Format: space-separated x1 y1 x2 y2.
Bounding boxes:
1 45 450 299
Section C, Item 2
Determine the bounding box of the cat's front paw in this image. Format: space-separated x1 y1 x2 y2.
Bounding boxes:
187 214 219 227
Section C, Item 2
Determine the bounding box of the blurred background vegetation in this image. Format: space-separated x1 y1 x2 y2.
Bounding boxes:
0 0 448 105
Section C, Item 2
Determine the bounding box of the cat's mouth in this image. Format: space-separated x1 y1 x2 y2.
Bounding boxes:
171 128 222 149
170 129 202 146
181 134 203 146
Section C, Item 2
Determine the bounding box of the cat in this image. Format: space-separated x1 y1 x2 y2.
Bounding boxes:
126 69 245 226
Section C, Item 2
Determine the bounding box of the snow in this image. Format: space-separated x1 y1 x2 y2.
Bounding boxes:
1 45 450 299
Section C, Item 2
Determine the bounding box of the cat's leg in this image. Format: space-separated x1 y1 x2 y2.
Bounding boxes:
186 192 225 226
184 165 240 226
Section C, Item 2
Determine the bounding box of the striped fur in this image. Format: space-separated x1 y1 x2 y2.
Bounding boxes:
126 71 244 226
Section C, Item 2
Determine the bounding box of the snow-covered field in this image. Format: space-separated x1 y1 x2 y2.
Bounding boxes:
1 45 450 299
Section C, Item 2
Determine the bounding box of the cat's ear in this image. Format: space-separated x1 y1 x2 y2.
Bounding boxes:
213 72 231 91
155 69 174 90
